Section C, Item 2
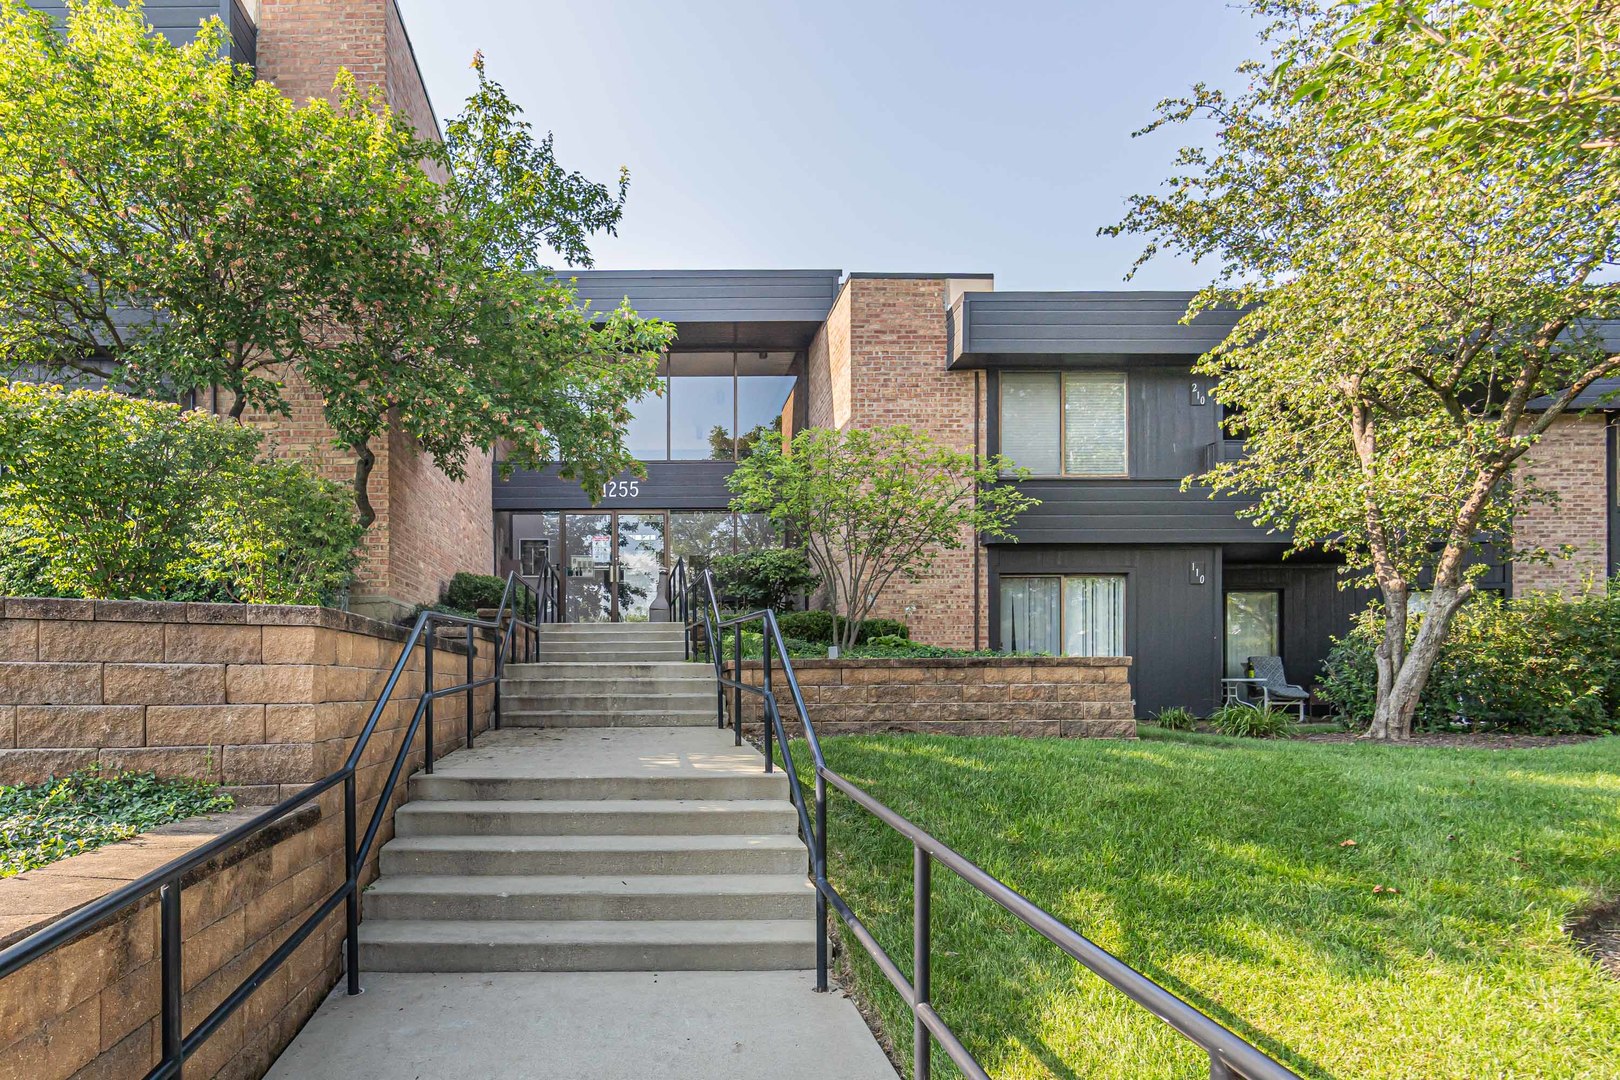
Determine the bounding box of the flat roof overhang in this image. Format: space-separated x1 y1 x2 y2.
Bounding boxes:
949 290 1246 369
559 268 842 351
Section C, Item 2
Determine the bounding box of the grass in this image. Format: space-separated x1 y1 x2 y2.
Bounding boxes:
0 766 233 877
786 730 1620 1079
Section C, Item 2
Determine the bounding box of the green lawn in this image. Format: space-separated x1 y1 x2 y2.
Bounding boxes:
787 730 1620 1079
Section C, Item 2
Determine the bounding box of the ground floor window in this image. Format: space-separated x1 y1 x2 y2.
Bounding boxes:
1000 575 1125 656
1224 589 1280 677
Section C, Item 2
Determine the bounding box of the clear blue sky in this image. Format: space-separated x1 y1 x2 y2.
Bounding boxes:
395 0 1261 291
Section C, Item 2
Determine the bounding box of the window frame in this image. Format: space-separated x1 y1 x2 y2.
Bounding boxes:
998 573 1128 657
997 370 1130 479
1223 588 1282 679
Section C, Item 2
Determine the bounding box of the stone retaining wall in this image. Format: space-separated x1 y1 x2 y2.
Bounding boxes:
0 808 337 1080
0 597 502 1079
725 656 1135 738
0 598 494 805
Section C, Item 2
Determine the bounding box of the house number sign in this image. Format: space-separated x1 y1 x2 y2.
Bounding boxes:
601 480 641 499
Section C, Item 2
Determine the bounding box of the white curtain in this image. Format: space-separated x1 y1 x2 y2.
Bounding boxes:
1063 575 1126 657
1001 577 1061 654
1063 372 1128 476
999 373 1062 475
1224 590 1279 676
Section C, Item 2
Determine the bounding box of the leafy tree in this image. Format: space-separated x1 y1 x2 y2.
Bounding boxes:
0 381 360 602
1105 0 1620 738
727 426 1035 649
0 0 673 526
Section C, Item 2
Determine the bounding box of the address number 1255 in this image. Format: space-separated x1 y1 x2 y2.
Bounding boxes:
602 480 640 499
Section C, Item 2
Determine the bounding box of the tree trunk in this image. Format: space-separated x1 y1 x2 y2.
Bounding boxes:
1367 585 1466 741
351 442 377 529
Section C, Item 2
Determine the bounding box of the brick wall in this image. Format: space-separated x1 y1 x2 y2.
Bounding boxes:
0 808 338 1080
827 276 987 648
248 0 489 612
1514 414 1612 596
726 656 1135 738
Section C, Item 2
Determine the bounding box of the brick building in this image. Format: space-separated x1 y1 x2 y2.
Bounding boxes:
494 271 1620 716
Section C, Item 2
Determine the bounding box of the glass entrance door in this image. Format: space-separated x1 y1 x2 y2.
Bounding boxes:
560 512 668 622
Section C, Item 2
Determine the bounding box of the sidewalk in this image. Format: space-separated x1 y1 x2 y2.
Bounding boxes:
267 969 897 1079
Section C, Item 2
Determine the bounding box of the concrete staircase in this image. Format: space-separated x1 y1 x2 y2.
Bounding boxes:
499 623 715 728
359 622 817 973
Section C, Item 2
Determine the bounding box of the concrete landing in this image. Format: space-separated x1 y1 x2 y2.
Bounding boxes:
267 971 897 1080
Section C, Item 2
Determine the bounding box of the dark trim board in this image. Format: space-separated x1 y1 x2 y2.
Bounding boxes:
952 291 1245 368
1611 416 1619 578
492 460 737 512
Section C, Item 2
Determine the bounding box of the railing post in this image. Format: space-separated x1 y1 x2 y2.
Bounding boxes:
465 623 476 750
914 843 932 1080
1209 1054 1238 1080
160 877 183 1075
762 630 774 773
732 625 743 747
423 625 435 775
814 769 829 993
344 773 361 995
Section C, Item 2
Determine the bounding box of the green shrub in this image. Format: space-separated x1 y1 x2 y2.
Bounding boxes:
1318 584 1620 735
1150 706 1199 731
0 766 233 876
0 382 361 604
774 610 910 645
444 571 507 614
1209 702 1296 738
710 549 820 612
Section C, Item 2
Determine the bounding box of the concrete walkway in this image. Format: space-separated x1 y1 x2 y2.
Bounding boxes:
267 970 897 1080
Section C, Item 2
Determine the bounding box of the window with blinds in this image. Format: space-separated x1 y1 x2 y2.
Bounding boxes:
998 372 1127 476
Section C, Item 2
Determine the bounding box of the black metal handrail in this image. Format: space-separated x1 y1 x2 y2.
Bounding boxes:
0 571 552 1080
688 568 1300 1080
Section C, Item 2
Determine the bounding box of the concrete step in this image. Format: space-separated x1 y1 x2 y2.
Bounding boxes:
503 662 710 681
501 678 714 699
501 688 714 709
409 769 784 802
358 919 817 972
502 709 715 729
534 628 686 643
378 833 808 877
534 647 686 663
363 873 815 922
393 799 798 837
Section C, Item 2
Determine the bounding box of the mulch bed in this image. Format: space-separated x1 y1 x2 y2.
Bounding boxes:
1570 899 1620 980
1295 731 1599 749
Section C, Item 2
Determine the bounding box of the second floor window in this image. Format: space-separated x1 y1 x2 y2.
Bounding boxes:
999 372 1128 477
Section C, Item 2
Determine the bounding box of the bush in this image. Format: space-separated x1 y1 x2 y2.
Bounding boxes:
1150 706 1199 731
444 571 507 614
0 383 361 604
1209 703 1296 738
775 610 910 645
710 549 820 612
1318 584 1620 735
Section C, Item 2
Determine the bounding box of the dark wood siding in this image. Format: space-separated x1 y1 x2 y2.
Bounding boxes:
27 1 253 62
990 544 1224 717
953 291 1243 367
999 480 1269 545
560 270 840 325
1222 564 1371 691
1611 417 1619 577
1128 367 1221 479
492 461 736 512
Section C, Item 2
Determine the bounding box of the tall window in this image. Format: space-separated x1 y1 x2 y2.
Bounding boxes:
622 352 801 463
999 372 1127 476
1000 575 1125 656
1224 590 1280 677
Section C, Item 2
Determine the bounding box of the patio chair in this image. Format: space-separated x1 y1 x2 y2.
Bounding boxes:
1245 656 1309 721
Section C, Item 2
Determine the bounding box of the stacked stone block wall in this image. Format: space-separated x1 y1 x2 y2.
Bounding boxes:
0 808 338 1080
725 657 1134 738
1515 414 1612 596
